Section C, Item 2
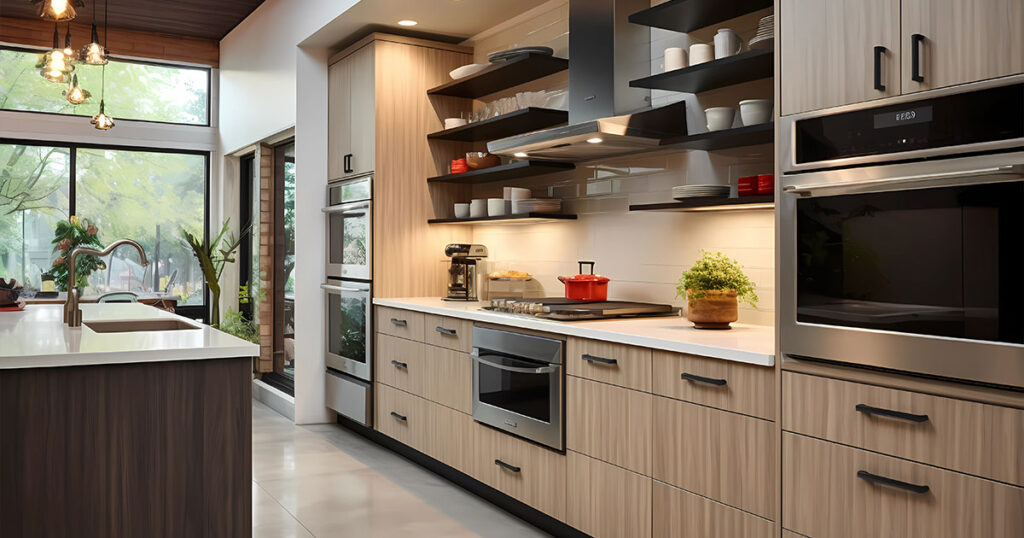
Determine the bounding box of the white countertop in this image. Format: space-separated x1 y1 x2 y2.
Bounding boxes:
0 304 260 369
374 297 775 366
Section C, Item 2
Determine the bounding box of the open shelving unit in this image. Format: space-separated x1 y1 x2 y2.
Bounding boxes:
628 0 773 33
659 122 773 152
629 49 773 94
428 213 577 225
427 107 568 142
427 160 575 184
630 194 774 212
427 53 569 99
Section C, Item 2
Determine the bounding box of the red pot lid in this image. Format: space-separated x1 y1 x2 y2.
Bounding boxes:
560 274 610 283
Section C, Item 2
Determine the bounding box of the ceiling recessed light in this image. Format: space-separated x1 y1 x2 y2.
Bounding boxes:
586 137 603 144
513 152 528 158
397 19 418 26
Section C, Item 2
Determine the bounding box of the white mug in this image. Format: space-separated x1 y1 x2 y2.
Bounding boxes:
689 43 713 66
487 198 506 217
454 203 470 218
664 47 686 72
470 199 487 218
714 29 742 59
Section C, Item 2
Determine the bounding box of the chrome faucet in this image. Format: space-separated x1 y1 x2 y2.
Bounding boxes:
64 239 149 327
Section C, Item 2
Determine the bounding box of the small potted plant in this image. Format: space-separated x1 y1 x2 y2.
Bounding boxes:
676 250 758 329
50 216 105 295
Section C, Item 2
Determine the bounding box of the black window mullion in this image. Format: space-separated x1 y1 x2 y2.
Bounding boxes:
68 145 77 217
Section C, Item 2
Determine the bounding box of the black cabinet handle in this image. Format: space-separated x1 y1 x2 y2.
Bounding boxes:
911 34 925 82
494 459 521 473
389 411 407 422
344 153 353 173
856 403 929 423
681 372 727 386
390 360 408 369
873 46 886 91
582 353 617 366
435 326 457 336
857 470 930 494
390 318 407 327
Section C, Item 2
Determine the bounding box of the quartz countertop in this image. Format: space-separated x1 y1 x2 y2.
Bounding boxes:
374 297 775 366
0 304 259 369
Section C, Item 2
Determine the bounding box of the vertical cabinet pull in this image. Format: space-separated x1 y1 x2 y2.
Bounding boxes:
389 411 407 422
857 470 930 494
494 459 521 473
390 318 407 327
435 326 457 336
344 153 353 173
390 360 408 369
581 354 618 366
855 403 929 423
911 34 925 82
873 46 886 91
681 372 727 386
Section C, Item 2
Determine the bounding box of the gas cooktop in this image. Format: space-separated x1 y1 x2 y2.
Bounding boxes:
482 298 680 321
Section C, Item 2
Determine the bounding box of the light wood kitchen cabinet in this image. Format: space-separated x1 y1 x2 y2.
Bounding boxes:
651 350 775 420
471 422 567 521
376 306 424 340
567 376 652 475
568 451 652 538
901 0 1024 94
432 402 475 470
783 432 1024 538
653 481 774 538
780 0 900 114
566 337 652 392
375 333 423 396
375 383 433 454
420 344 472 413
423 314 472 353
328 43 375 180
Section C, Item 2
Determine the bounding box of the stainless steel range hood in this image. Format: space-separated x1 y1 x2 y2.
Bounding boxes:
487 0 686 162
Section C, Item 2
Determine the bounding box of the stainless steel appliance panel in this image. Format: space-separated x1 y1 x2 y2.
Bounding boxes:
323 280 372 381
326 369 371 425
324 175 372 280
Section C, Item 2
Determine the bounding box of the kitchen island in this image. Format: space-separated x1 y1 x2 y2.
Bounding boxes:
0 303 258 538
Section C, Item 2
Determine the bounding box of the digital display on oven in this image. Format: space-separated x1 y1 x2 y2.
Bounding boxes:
873 106 933 129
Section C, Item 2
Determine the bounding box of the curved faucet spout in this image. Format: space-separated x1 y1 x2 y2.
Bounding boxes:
64 239 150 327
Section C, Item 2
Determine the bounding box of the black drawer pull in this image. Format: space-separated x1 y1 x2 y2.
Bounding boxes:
390 318 408 327
857 470 930 494
390 360 408 369
494 459 521 473
435 326 457 336
582 353 617 366
873 46 886 91
681 372 727 386
911 33 925 82
856 404 929 423
389 411 407 422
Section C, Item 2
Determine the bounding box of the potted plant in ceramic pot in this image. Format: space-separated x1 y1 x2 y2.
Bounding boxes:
676 250 758 329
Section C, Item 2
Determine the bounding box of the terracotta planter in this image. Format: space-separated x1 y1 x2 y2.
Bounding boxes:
686 289 738 329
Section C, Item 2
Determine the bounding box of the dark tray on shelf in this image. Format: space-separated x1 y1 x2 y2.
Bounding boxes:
629 0 773 34
427 160 575 184
427 107 569 142
428 212 577 225
630 194 774 212
659 122 773 152
427 53 569 99
630 49 773 94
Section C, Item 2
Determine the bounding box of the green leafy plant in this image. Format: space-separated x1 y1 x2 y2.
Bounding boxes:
50 215 105 292
181 218 248 328
676 250 758 307
220 308 259 344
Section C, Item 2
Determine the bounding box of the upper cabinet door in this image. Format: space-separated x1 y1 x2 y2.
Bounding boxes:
347 43 376 177
780 0 901 115
902 0 1024 93
328 59 351 181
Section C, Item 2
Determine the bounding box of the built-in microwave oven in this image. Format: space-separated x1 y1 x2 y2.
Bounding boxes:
324 175 371 281
779 76 1024 389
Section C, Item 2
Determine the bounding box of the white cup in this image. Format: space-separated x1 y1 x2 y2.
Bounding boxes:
487 198 506 217
508 187 531 200
689 43 713 66
470 199 487 218
664 47 686 72
444 117 468 129
714 28 742 59
454 203 470 218
739 99 773 126
705 106 736 131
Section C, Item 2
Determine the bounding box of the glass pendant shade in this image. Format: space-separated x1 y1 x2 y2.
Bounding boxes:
38 50 74 83
91 100 115 130
78 25 108 65
63 74 91 105
39 0 76 22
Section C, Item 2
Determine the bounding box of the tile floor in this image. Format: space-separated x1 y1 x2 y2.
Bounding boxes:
252 400 549 537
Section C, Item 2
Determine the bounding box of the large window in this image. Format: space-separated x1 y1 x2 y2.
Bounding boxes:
0 141 208 308
0 48 209 125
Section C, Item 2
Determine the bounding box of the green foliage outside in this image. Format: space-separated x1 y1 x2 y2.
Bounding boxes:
677 250 759 307
220 308 259 344
0 145 69 282
181 219 247 328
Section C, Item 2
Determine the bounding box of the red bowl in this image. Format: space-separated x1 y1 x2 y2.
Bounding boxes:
757 174 774 195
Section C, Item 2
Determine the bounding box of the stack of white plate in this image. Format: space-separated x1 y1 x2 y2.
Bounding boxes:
749 15 774 50
512 198 562 214
672 184 730 199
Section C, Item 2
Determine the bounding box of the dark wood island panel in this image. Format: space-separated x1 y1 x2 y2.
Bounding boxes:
0 357 252 538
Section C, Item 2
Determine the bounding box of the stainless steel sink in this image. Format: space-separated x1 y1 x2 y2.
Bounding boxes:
84 319 201 333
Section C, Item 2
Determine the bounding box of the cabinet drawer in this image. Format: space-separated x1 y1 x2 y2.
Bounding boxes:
783 372 1024 485
652 350 774 420
567 376 652 475
374 383 432 454
421 344 472 413
376 307 424 340
423 314 472 353
568 451 652 538
375 333 423 396
652 395 774 519
471 423 566 520
783 432 1024 538
653 481 773 538
433 405 474 471
567 337 652 392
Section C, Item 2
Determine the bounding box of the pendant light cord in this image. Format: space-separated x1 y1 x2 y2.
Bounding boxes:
103 0 108 48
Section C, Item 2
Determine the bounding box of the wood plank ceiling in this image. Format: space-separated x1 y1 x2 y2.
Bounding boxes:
0 0 267 39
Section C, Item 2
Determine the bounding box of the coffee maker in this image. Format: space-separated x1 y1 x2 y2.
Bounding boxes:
444 244 488 301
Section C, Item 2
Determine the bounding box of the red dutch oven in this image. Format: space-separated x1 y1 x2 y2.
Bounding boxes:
558 261 610 302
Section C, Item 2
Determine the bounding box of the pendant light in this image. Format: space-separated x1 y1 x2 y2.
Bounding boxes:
91 65 114 130
78 0 108 65
62 24 76 59
37 23 74 83
63 74 91 105
39 0 77 22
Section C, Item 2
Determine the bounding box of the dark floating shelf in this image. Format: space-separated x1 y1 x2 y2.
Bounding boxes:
427 160 575 184
630 49 773 94
428 213 577 225
660 122 773 152
630 195 774 213
427 107 568 142
629 0 773 34
427 53 569 99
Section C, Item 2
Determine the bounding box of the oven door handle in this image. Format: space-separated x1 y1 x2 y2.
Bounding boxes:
470 351 558 375
783 165 1024 196
321 284 365 293
322 201 370 214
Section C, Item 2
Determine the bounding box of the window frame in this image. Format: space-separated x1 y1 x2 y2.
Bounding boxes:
0 45 213 127
0 137 211 321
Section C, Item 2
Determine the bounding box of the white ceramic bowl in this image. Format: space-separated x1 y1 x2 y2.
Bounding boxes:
487 198 506 217
739 99 772 126
444 117 468 129
507 187 531 200
470 199 487 218
454 203 470 218
705 106 736 131
449 63 488 80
